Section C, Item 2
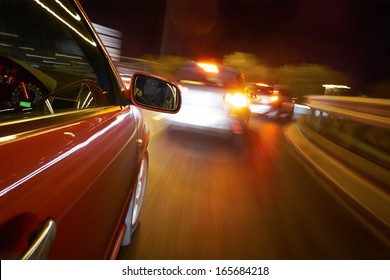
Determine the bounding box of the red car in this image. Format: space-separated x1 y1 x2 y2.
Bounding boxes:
0 0 181 259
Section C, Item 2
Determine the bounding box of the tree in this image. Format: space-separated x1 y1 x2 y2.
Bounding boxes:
275 64 352 99
222 52 274 83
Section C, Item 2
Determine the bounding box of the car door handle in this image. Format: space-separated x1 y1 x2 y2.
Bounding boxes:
20 219 56 260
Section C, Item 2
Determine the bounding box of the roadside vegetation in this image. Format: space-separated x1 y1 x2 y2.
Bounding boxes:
125 52 388 99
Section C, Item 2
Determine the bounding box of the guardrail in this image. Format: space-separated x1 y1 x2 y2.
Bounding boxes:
302 95 390 187
304 95 390 129
291 95 390 237
286 117 390 237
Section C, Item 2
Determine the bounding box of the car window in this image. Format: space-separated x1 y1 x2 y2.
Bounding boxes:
247 84 274 96
175 62 246 90
0 0 118 124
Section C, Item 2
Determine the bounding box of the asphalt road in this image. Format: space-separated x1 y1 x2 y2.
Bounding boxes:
118 113 390 260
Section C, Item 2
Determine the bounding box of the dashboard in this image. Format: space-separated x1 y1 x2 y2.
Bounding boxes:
0 56 49 116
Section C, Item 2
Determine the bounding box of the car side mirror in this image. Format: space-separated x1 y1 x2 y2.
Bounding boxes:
127 72 181 113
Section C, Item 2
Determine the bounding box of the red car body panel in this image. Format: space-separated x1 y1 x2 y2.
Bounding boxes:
0 106 143 259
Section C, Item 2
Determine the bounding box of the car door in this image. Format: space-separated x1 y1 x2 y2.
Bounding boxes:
0 0 142 259
0 83 139 259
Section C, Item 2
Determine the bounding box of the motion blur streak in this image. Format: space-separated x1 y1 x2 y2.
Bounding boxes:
34 0 97 46
118 113 390 260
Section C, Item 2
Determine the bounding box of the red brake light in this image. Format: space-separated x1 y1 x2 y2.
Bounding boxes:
196 62 219 73
270 95 279 102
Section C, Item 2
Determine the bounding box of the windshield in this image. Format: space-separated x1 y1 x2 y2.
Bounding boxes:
246 84 275 95
175 62 246 90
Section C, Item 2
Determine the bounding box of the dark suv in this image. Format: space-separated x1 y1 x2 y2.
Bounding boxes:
245 83 294 120
164 61 250 144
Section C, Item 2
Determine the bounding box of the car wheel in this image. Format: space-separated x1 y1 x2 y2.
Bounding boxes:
233 119 248 148
233 133 244 147
121 152 149 246
287 112 294 121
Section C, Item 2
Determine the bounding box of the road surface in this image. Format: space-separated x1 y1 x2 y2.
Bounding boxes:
118 113 389 259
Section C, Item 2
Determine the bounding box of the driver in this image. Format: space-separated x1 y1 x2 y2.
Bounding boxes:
135 78 164 106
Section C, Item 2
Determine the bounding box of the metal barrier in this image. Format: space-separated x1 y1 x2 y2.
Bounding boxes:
304 95 390 129
302 95 390 186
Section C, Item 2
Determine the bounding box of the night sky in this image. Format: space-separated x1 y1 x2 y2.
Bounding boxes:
80 0 390 89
